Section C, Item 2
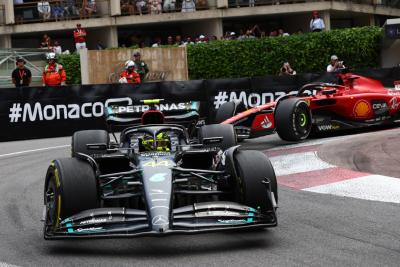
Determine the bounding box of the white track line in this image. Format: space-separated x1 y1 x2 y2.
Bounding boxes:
0 145 70 159
270 151 334 176
304 175 400 204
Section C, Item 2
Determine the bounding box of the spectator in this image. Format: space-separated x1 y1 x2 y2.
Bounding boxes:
121 0 135 15
73 23 87 53
163 0 176 12
133 51 149 81
149 0 162 14
40 34 51 48
175 35 184 46
52 1 65 21
81 0 97 19
42 53 67 86
269 30 278 37
96 40 106 50
37 1 51 22
327 55 345 72
119 60 141 84
197 34 206 43
181 0 195 12
64 0 79 19
278 28 290 36
249 0 255 7
183 37 194 46
279 62 296 76
167 36 174 45
12 57 32 88
136 0 147 15
152 37 162 47
53 41 62 55
310 11 325 32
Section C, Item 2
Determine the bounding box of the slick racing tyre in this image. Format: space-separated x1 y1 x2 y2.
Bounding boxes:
72 130 109 156
199 124 237 150
215 101 246 123
44 158 98 232
233 150 278 212
275 98 312 141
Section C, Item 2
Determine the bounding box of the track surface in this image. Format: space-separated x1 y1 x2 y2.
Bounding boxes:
1 132 400 266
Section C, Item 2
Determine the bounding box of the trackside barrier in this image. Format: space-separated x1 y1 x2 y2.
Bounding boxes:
1 67 400 142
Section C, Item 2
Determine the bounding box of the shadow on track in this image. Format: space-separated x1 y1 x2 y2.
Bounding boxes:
44 229 276 259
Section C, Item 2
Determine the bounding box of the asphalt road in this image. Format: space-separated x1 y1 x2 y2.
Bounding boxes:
0 133 400 266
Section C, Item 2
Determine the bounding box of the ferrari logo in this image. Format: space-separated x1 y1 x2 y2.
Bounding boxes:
143 160 170 168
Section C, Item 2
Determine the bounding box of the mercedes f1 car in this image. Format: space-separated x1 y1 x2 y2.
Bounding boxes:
43 100 278 239
216 72 400 141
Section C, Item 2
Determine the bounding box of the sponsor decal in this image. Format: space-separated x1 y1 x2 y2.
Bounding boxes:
76 227 104 233
196 211 241 217
217 219 248 224
389 97 400 111
111 102 192 114
8 97 132 123
317 124 340 131
213 90 303 109
252 114 274 131
353 100 371 118
79 218 107 225
365 116 391 123
372 102 388 110
260 116 273 129
143 160 171 168
149 173 167 182
152 215 169 226
8 98 195 124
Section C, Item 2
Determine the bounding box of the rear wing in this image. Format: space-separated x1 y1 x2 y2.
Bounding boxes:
105 101 201 127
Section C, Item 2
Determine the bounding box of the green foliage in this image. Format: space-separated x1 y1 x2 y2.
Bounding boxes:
187 26 384 80
57 53 81 85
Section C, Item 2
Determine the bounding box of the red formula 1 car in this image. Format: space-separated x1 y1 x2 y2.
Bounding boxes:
216 72 400 141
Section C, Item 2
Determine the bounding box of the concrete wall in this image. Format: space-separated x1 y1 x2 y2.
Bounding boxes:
182 19 223 38
83 48 188 85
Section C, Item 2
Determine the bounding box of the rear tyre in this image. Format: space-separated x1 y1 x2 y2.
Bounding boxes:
199 124 237 150
215 101 246 123
232 150 278 212
71 130 109 156
44 158 98 232
275 98 312 141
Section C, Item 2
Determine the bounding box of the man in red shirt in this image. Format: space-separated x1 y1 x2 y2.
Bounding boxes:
119 60 141 84
42 53 67 86
73 23 87 53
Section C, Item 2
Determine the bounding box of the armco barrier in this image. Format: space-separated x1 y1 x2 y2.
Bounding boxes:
1 67 399 142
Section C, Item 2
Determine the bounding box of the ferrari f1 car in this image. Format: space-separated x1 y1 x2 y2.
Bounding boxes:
216 72 400 141
43 100 278 239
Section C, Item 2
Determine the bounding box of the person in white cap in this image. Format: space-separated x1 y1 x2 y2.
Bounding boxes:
327 55 345 72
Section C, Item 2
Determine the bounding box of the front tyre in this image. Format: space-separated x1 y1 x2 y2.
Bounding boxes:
44 158 98 236
232 150 278 212
275 98 312 141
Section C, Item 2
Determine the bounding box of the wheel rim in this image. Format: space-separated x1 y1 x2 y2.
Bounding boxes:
45 178 58 228
299 113 307 127
294 105 311 136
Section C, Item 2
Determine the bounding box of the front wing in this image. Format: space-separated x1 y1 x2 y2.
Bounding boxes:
44 201 277 239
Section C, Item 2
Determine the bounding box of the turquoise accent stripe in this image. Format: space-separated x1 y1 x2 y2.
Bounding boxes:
66 223 73 233
247 212 254 223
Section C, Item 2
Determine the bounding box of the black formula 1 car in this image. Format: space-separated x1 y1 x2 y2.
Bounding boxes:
43 100 278 239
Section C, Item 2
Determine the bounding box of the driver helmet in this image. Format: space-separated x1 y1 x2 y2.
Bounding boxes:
141 132 171 152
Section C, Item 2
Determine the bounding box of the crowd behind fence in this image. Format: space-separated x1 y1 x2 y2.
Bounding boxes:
4 0 400 26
